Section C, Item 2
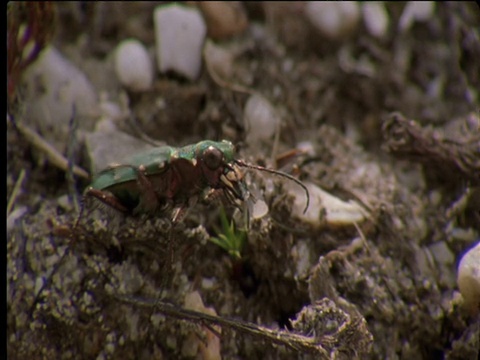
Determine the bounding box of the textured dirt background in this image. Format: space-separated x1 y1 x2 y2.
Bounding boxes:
7 2 480 359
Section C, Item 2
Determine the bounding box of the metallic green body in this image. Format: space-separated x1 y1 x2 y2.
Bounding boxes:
86 140 242 214
90 140 235 191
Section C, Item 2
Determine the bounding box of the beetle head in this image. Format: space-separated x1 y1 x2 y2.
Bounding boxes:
198 145 247 203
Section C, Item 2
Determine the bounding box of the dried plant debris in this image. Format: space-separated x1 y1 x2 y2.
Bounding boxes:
383 113 480 186
7 1 56 103
291 298 373 359
8 204 209 359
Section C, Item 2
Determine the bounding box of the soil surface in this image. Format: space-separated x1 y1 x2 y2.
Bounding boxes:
7 2 480 360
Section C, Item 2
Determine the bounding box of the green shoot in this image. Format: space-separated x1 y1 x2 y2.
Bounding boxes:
209 208 246 260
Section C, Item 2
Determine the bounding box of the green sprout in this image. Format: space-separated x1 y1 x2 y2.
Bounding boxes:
209 208 246 260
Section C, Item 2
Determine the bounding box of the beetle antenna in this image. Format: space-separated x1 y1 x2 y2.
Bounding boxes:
234 160 310 213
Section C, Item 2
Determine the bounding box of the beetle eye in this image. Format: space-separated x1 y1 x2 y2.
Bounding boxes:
203 146 223 170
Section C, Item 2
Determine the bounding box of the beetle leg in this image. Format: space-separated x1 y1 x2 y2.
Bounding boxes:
85 188 129 213
170 196 197 224
171 207 185 224
133 165 160 215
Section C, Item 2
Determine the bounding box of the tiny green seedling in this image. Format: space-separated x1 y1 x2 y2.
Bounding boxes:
209 208 247 260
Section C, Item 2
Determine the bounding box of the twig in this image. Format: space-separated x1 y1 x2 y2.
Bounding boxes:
382 113 480 185
7 169 26 216
14 121 89 180
116 295 329 357
66 105 80 213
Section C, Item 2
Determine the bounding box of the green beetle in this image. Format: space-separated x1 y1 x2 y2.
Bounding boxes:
84 140 309 222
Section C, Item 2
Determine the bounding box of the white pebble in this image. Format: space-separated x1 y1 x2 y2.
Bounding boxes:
22 47 97 145
362 2 389 38
292 241 311 278
305 1 360 40
399 1 435 32
154 4 206 80
243 94 279 143
429 242 455 266
252 199 269 220
287 181 369 228
457 241 480 314
201 278 216 290
7 206 28 234
114 39 153 91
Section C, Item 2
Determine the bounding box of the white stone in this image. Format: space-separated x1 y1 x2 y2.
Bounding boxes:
154 4 207 80
22 46 98 144
7 206 28 234
251 199 269 220
244 94 279 143
287 181 369 228
457 241 480 314
114 39 153 91
292 241 311 278
362 2 389 38
305 1 360 40
429 242 455 266
399 1 435 32
201 277 215 289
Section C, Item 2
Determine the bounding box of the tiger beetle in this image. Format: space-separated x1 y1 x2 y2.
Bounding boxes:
81 140 310 224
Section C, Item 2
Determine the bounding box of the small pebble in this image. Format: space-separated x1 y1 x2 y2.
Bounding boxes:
305 1 360 40
292 241 311 278
251 199 269 220
183 291 221 360
203 40 235 80
22 46 97 145
457 241 480 314
429 242 455 266
288 181 368 228
114 39 153 91
154 4 206 80
7 206 28 234
362 2 389 38
243 94 279 143
198 1 248 40
399 1 435 32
